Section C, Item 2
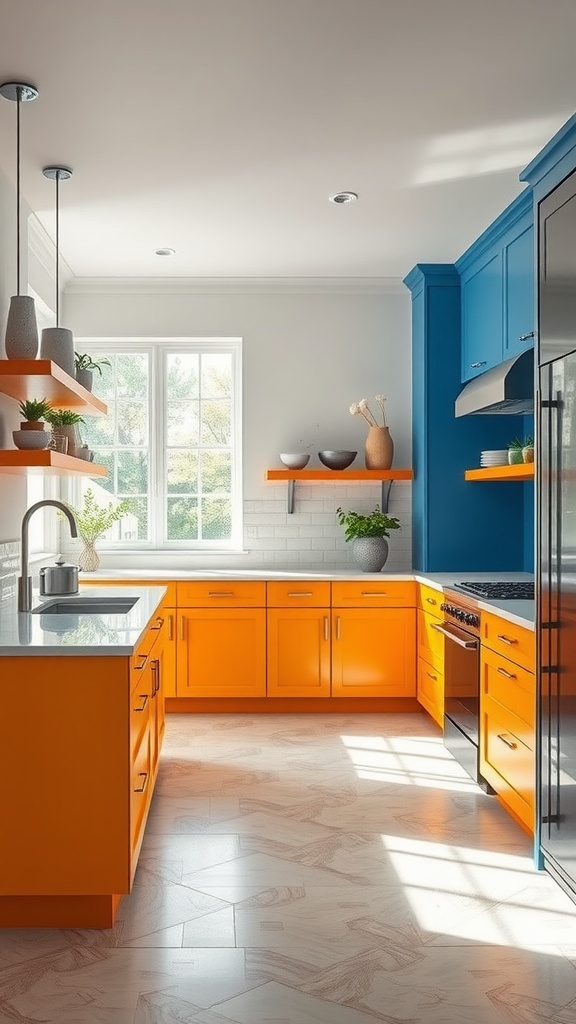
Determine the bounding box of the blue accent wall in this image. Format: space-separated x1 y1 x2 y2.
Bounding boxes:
405 264 529 572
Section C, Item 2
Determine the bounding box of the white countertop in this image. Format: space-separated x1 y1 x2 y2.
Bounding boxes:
0 585 167 657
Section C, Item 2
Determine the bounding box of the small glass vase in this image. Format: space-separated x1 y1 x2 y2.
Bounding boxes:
78 540 100 572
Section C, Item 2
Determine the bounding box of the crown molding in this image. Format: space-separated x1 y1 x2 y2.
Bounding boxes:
27 213 73 286
64 276 406 296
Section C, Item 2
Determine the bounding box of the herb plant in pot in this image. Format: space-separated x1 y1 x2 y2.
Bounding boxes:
13 398 53 449
74 352 111 393
62 488 132 571
45 408 85 457
336 505 401 572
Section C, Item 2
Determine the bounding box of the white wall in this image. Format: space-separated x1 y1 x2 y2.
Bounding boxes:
62 281 413 570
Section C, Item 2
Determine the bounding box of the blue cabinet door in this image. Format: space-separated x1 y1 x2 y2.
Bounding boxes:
504 221 535 360
461 249 503 381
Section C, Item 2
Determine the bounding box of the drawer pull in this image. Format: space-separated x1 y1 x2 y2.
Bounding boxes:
519 331 535 342
208 591 235 597
336 616 341 641
470 361 487 368
426 671 437 680
134 654 148 671
361 592 387 597
497 667 516 680
426 597 437 605
134 772 148 793
287 591 313 597
151 658 160 695
180 617 185 641
324 616 329 641
150 616 164 630
497 634 518 646
133 694 148 712
497 733 518 750
168 614 174 641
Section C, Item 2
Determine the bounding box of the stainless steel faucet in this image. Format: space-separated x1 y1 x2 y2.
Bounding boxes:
19 500 78 612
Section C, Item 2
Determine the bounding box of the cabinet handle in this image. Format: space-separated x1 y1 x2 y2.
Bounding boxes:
470 361 487 368
134 772 148 793
134 654 148 671
497 666 516 679
287 591 313 597
168 614 174 641
426 597 437 605
519 331 535 342
496 634 517 645
150 616 164 631
336 616 341 641
426 671 437 680
361 592 387 597
324 616 329 641
180 617 185 641
133 694 148 712
497 733 518 750
151 658 160 695
208 591 234 597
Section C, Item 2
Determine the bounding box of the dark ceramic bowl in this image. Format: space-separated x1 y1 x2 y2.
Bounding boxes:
318 450 357 470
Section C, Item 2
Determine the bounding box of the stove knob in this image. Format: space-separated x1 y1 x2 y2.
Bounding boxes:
465 613 476 626
440 603 447 613
455 610 464 622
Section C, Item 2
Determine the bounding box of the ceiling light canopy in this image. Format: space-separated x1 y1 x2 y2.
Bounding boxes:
155 248 176 256
329 191 358 204
0 81 40 360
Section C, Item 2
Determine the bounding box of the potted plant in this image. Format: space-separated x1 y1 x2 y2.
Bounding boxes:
522 435 534 463
62 488 132 571
508 436 532 465
45 408 85 457
336 505 401 572
18 397 53 431
74 352 111 392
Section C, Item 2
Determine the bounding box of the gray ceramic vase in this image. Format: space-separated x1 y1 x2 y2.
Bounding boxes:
353 536 389 572
5 295 39 359
40 326 75 376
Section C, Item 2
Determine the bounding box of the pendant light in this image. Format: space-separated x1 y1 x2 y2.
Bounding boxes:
39 166 75 376
0 81 39 360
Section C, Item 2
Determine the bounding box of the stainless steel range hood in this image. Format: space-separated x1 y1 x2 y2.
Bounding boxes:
455 350 534 416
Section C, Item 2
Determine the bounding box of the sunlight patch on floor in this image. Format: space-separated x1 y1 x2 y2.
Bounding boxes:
340 734 479 791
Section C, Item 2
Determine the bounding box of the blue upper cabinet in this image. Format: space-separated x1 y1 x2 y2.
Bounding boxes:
456 190 534 382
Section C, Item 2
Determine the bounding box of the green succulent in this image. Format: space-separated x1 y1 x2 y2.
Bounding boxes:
45 408 85 426
18 398 52 421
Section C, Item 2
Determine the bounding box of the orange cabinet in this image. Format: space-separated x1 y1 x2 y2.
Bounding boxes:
481 611 534 672
177 606 266 697
267 612 331 698
417 654 444 728
331 607 416 697
416 586 445 728
480 621 535 833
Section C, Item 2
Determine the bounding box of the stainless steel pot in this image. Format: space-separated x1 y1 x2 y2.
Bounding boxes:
39 557 79 596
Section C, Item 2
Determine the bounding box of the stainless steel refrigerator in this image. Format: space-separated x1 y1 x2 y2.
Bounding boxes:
538 166 576 898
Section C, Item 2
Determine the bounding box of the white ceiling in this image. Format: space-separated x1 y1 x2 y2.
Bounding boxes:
1 0 575 281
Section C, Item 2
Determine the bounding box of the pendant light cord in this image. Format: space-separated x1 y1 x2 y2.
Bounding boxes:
55 171 60 326
16 85 21 297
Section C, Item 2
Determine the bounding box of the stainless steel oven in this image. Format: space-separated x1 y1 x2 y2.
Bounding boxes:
434 592 493 792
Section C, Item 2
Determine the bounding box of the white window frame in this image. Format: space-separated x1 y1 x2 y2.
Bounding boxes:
69 338 243 552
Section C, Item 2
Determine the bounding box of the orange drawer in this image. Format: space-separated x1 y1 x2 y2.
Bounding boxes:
81 578 177 605
177 581 266 607
130 676 152 756
480 698 534 832
417 583 443 616
417 608 445 667
481 646 535 729
331 580 416 607
267 581 330 607
131 727 151 855
417 653 444 729
482 611 534 672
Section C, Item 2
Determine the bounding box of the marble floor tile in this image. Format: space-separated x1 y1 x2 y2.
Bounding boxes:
4 711 576 1024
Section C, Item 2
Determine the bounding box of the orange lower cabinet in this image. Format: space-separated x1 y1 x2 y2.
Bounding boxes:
417 654 444 728
267 608 331 697
331 608 416 697
162 607 177 697
177 607 266 697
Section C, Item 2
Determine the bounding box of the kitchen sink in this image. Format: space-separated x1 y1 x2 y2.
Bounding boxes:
33 597 138 615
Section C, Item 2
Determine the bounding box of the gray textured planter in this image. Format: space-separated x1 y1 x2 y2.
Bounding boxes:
353 536 389 572
75 368 93 391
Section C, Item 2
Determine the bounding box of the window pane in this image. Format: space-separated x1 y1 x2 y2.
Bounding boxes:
167 401 199 446
117 353 148 399
201 497 231 540
167 497 198 540
167 451 198 494
201 353 232 398
83 408 115 447
200 401 231 446
121 496 148 541
92 451 116 493
118 450 148 494
201 450 231 493
117 402 147 447
167 353 199 399
91 356 115 400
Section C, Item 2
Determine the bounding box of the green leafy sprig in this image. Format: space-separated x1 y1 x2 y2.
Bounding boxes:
62 488 132 543
336 506 401 542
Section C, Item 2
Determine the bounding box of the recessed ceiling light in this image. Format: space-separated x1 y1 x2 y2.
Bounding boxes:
155 247 175 256
329 191 358 204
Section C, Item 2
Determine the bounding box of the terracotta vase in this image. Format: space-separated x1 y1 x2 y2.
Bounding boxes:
365 426 394 469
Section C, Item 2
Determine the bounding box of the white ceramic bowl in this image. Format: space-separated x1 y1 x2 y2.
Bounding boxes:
12 429 50 450
280 453 310 469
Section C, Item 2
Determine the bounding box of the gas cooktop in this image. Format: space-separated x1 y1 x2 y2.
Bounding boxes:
453 581 534 600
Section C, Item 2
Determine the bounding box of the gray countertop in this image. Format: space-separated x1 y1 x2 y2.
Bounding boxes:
0 585 167 656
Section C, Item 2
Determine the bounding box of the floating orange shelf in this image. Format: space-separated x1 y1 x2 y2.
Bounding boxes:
0 360 107 416
465 463 534 482
0 451 108 477
266 469 413 481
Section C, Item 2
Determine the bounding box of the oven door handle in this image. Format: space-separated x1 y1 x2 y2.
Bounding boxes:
431 622 479 650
